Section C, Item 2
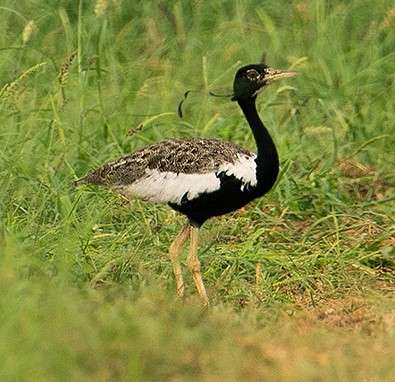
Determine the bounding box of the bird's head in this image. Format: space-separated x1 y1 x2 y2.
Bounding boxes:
232 64 298 101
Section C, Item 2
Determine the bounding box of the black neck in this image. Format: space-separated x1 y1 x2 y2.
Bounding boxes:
237 98 279 194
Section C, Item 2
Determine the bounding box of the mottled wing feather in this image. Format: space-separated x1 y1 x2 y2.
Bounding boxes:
76 137 253 187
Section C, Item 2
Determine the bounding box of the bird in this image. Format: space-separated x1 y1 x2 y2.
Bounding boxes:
75 63 298 305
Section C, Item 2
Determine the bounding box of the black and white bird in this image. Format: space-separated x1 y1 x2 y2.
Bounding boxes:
75 63 297 304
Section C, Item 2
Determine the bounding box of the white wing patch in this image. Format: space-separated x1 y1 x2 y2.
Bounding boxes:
219 153 257 190
115 153 257 204
118 170 220 204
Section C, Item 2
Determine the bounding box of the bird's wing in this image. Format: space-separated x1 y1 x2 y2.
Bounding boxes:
75 137 257 204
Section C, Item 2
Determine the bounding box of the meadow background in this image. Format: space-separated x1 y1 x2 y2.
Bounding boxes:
0 0 394 380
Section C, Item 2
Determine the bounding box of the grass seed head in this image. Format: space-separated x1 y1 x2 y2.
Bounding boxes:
0 62 46 102
380 5 395 30
95 0 109 17
58 49 78 88
22 20 36 44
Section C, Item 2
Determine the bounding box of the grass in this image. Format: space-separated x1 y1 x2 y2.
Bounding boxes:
0 0 394 380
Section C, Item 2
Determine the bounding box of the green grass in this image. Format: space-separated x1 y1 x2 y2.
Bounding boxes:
0 0 394 380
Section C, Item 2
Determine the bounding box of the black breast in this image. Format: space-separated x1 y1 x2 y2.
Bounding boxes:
169 171 259 227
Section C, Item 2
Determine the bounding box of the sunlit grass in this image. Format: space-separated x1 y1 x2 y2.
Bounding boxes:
0 0 394 380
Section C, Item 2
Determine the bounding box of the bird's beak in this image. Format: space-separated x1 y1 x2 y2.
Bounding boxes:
263 67 299 85
253 67 298 97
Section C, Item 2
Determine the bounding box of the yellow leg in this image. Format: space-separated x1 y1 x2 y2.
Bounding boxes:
169 224 190 298
187 225 209 305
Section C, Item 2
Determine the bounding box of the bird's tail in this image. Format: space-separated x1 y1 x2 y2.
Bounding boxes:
74 171 108 187
74 177 89 187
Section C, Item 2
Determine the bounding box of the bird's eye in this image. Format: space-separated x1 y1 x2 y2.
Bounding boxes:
246 69 260 81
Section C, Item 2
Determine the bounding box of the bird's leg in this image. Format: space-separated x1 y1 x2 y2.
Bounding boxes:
169 224 190 298
187 225 209 305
